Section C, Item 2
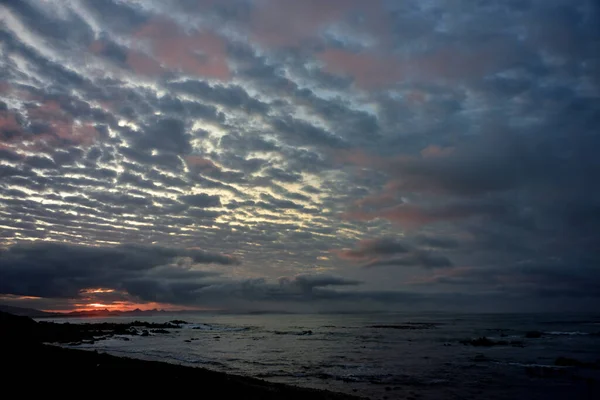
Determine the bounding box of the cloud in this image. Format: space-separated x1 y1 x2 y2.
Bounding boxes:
0 242 368 309
168 80 269 114
414 235 459 249
278 274 362 292
336 237 410 260
345 202 510 228
128 18 230 80
420 258 600 301
133 118 191 154
318 50 404 89
318 37 523 89
179 193 222 208
363 252 453 269
0 242 239 300
335 237 453 269
250 0 388 48
0 0 598 312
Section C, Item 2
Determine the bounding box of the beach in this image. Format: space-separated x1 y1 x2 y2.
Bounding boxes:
1 311 361 399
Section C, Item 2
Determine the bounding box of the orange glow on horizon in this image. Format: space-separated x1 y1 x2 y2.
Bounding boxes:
80 288 115 294
88 303 110 308
42 301 216 314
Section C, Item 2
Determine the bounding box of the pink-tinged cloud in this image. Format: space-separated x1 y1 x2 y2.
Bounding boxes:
0 81 10 94
88 39 106 54
185 155 219 170
251 0 388 48
0 83 41 102
126 51 164 76
405 90 428 105
15 101 100 147
420 145 455 159
318 49 405 89
351 179 405 210
332 148 392 168
319 39 521 89
129 19 230 80
354 192 397 209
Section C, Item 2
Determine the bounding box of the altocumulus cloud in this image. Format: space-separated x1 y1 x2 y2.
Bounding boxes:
0 0 599 312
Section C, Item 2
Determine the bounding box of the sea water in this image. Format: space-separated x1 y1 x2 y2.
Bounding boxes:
47 312 600 400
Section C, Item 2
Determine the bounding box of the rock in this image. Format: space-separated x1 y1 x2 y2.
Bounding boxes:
525 331 543 338
184 339 192 343
141 330 150 337
151 329 170 334
299 330 313 335
127 327 139 335
170 320 188 325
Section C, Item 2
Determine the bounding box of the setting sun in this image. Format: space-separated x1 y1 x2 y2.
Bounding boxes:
88 303 109 308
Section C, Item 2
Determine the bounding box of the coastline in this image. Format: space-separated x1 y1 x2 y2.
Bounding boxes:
4 311 598 399
1 311 365 399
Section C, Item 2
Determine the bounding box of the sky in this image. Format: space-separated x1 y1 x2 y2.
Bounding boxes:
0 0 599 313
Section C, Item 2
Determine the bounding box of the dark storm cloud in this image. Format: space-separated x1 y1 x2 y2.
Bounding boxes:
279 274 362 291
337 237 411 260
0 242 239 299
336 237 453 269
424 258 600 301
414 235 460 249
363 252 453 269
0 243 369 308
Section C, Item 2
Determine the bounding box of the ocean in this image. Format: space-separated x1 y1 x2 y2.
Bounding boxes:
46 312 600 400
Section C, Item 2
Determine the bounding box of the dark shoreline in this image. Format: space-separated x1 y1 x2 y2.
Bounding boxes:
1 312 364 399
